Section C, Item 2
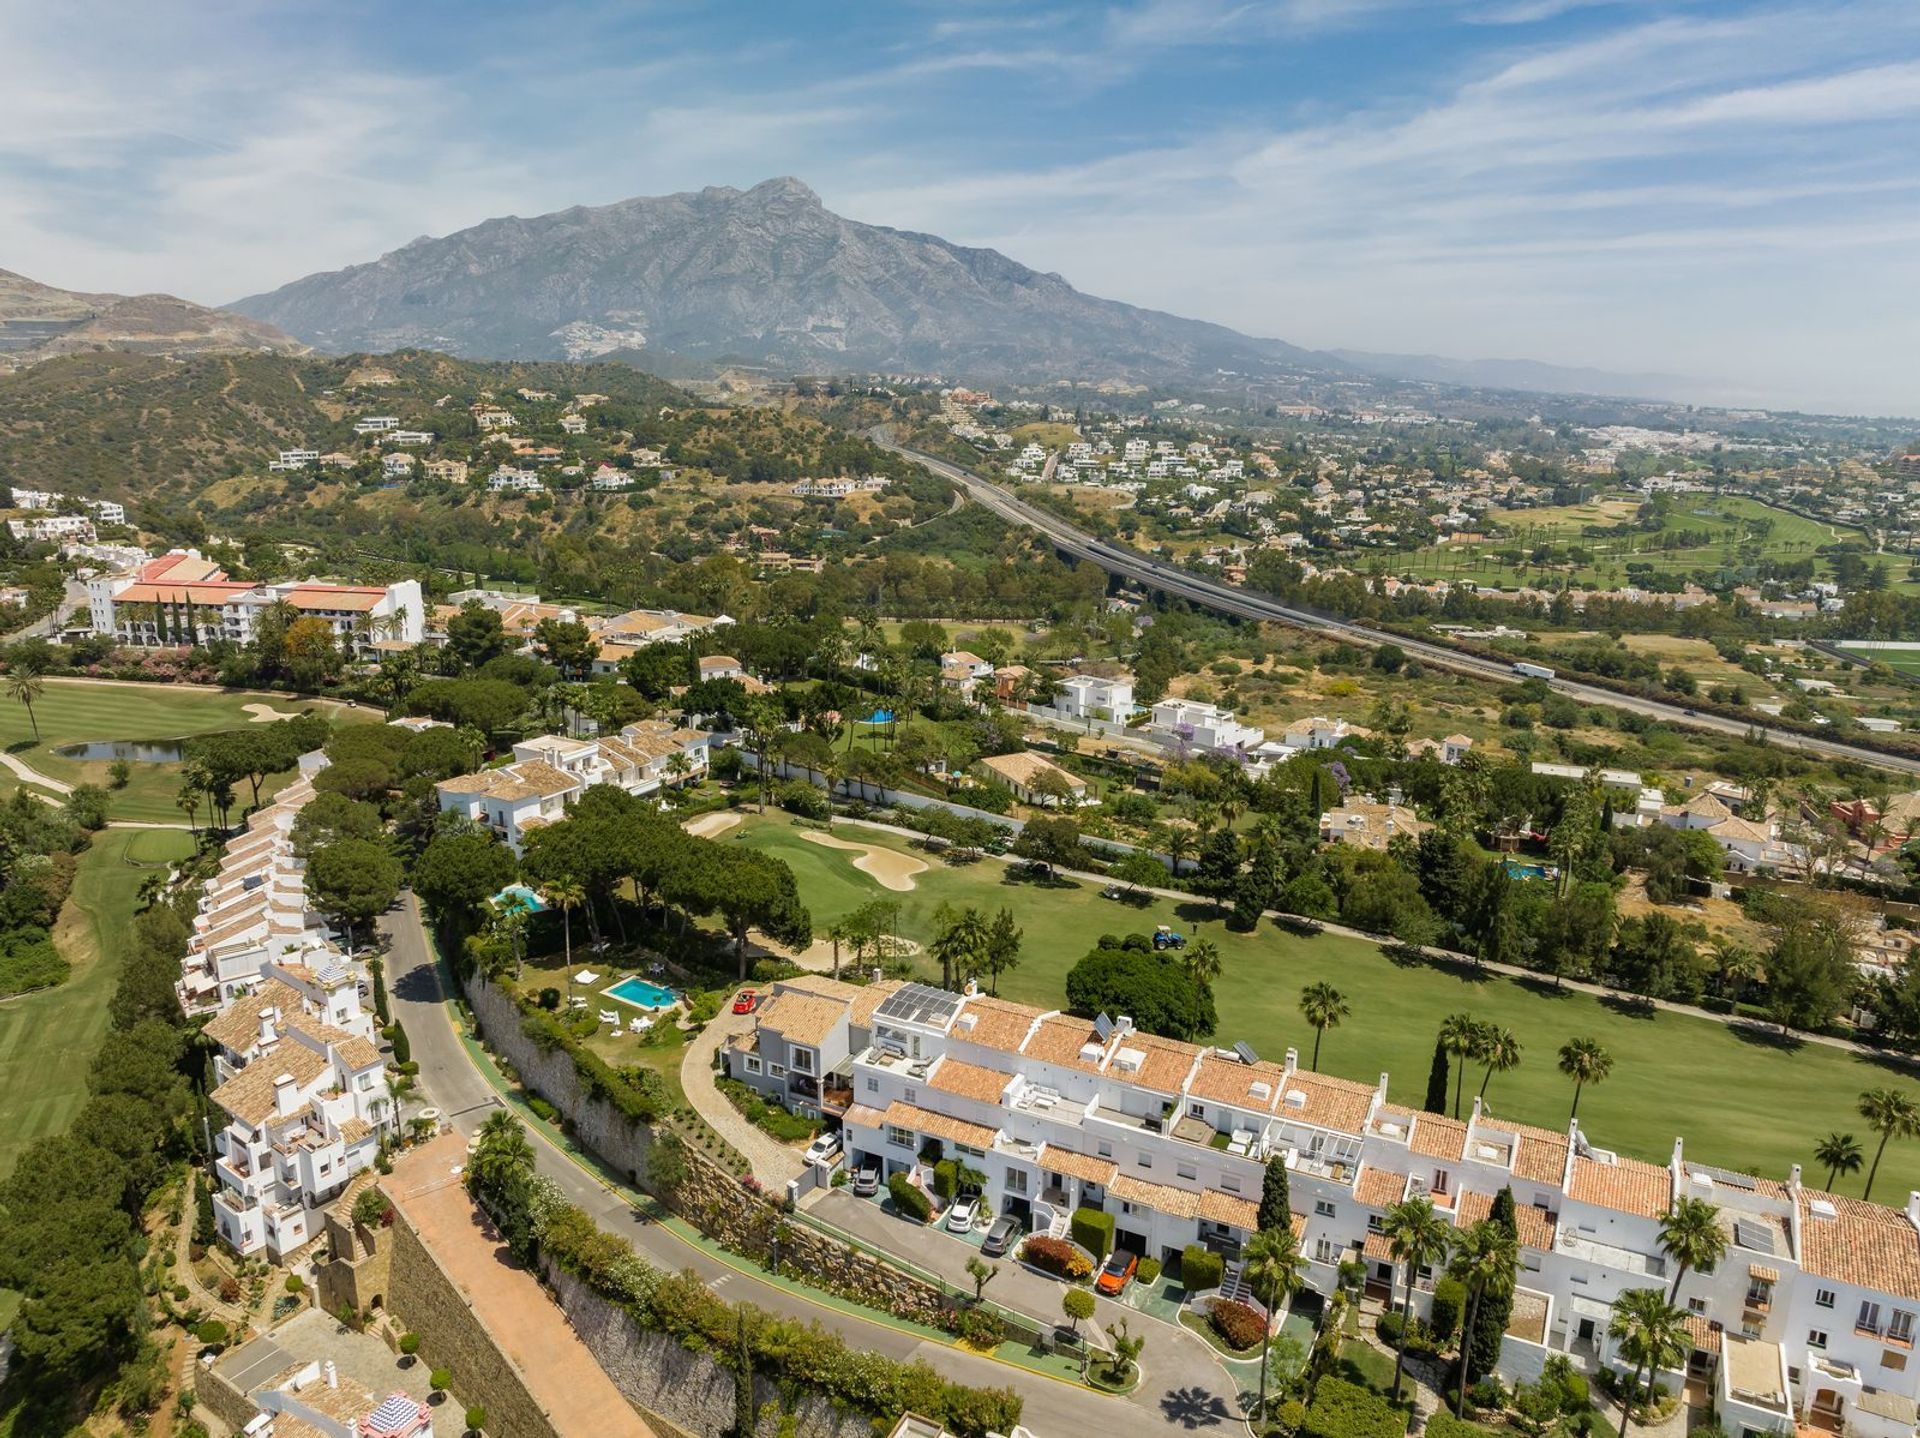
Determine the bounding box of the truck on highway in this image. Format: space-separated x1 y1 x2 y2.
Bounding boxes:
1512 662 1556 681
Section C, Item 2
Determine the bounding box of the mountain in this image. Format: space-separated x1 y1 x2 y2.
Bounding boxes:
0 269 303 368
233 178 1324 384
1326 348 1702 406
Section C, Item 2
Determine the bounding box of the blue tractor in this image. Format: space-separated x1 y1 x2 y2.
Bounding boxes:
1152 924 1186 951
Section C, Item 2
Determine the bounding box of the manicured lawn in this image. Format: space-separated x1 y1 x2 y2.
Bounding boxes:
0 679 374 821
0 827 196 1183
727 813 1920 1197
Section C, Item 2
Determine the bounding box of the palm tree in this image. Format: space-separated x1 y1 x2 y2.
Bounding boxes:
1241 1223 1306 1426
1381 1196 1451 1402
1439 1012 1480 1119
1658 1195 1726 1304
175 781 203 839
1185 937 1223 991
1449 1220 1520 1416
1858 1088 1920 1200
1814 1132 1864 1191
1558 1037 1613 1122
929 905 990 991
5 665 45 741
1298 983 1350 1071
545 879 586 972
1475 1026 1522 1106
1608 1287 1689 1438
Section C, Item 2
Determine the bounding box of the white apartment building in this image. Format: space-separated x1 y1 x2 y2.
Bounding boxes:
205 962 389 1259
353 416 400 434
488 467 544 493
1149 697 1267 755
272 449 320 471
1046 673 1135 723
727 977 1920 1438
434 721 711 853
8 514 95 543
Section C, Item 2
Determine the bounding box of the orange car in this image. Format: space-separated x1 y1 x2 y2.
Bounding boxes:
1094 1249 1138 1296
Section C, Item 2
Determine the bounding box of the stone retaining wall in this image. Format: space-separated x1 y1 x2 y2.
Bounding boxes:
546 1264 875 1438
387 1211 559 1438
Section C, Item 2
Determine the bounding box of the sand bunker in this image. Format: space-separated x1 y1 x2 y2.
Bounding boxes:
799 829 927 891
242 702 307 723
683 811 743 838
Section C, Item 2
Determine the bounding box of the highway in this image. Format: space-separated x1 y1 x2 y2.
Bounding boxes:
874 430 1920 778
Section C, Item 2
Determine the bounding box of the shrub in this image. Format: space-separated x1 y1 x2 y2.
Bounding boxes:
399 1333 421 1357
218 1277 242 1304
430 1368 452 1395
284 1275 304 1294
1426 1413 1497 1438
1136 1256 1161 1286
528 1096 560 1124
933 1159 959 1203
953 1308 1005 1348
1429 1275 1466 1345
1302 1377 1405 1438
1020 1235 1094 1281
1070 1206 1114 1260
1276 1399 1309 1436
1470 1376 1507 1410
465 1406 487 1435
887 1172 932 1223
1208 1298 1267 1353
537 988 561 1010
777 779 831 819
171 1284 189 1302
1180 1244 1223 1292
353 1187 389 1229
195 1320 228 1346
1377 1310 1405 1349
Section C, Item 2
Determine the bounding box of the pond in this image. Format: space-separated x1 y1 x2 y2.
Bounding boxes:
54 739 187 763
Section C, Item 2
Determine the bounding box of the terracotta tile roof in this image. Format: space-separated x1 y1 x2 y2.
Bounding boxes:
283 584 385 612
1186 1052 1287 1112
1508 1125 1572 1186
927 1057 1014 1105
1797 1188 1920 1301
1110 1172 1200 1220
1277 1072 1376 1134
1682 1312 1722 1356
1457 1189 1558 1251
1409 1114 1469 1161
485 759 578 801
977 750 1086 791
334 1037 383 1071
1355 1165 1409 1208
1020 1014 1112 1073
879 1100 998 1152
755 991 848 1049
337 1117 373 1145
948 995 1044 1055
210 1045 329 1124
729 1030 761 1056
774 974 903 1029
1035 1144 1118 1186
1106 1032 1202 1094
1199 1189 1261 1231
1363 1231 1396 1262
202 980 306 1052
1569 1154 1672 1219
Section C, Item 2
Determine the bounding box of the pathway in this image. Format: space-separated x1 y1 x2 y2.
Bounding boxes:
680 1003 806 1188
0 748 72 793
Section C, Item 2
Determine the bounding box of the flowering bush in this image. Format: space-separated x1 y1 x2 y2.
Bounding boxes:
1019 1235 1094 1281
1209 1298 1267 1352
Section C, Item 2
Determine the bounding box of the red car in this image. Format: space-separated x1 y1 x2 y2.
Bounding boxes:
732 989 759 1015
1094 1250 1139 1296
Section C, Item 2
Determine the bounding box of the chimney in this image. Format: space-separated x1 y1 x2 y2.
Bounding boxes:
323 1360 337 1390
1283 1046 1299 1073
1906 1192 1920 1231
273 1073 298 1116
259 1013 278 1047
963 977 978 998
1115 1015 1133 1037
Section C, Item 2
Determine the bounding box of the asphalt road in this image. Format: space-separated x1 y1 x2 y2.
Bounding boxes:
378 895 1217 1436
875 430 1920 777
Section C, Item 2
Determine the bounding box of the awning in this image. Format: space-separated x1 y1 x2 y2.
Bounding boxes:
1749 1263 1780 1283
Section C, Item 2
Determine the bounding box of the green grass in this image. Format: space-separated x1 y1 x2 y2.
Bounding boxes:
0 826 196 1181
0 679 375 821
726 813 1920 1198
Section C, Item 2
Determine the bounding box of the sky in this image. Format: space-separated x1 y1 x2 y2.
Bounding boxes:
3 0 1918 416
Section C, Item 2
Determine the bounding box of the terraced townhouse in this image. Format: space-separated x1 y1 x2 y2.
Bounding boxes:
727 976 1920 1438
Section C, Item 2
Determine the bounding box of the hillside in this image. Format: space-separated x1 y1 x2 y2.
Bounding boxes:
0 268 301 368
233 178 1324 384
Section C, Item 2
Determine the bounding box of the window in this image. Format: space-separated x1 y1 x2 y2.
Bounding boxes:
1891 1310 1915 1345
1808 1330 1828 1351
1137 1153 1152 1170
745 1057 763 1075
1316 1200 1337 1218
1366 1214 1384 1233
887 1126 913 1149
1097 1140 1114 1158
1314 1238 1338 1264
792 1049 814 1074
1005 1169 1028 1195
1189 1101 1205 1118
1120 1201 1134 1216
1859 1301 1883 1336
904 1087 917 1104
1177 1162 1197 1181
1431 1169 1450 1195
1815 1289 1835 1309
865 1076 879 1093
1688 1298 1708 1315
770 1063 787 1079
1222 1176 1241 1193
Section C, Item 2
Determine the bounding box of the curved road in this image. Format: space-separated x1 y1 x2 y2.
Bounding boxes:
380 895 1242 1436
876 430 1920 777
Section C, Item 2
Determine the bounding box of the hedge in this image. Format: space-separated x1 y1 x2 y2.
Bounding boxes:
1020 1235 1094 1281
541 1202 1020 1437
933 1159 959 1203
1181 1244 1223 1292
888 1172 932 1223
1070 1206 1114 1260
1430 1276 1466 1344
1303 1377 1407 1438
519 1004 664 1127
1425 1413 1497 1438
1209 1298 1266 1352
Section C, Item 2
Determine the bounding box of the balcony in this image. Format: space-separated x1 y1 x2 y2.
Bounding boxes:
1556 1231 1667 1278
820 1082 854 1114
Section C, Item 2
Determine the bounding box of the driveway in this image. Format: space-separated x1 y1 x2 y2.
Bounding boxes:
380 895 1142 1436
680 1002 805 1188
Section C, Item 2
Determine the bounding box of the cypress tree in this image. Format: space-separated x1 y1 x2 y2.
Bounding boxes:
1258 1153 1292 1233
1424 1036 1450 1114
1467 1187 1520 1385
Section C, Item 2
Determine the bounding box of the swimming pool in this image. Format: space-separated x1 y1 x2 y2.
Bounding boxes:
1503 860 1554 881
491 884 547 914
606 976 678 1009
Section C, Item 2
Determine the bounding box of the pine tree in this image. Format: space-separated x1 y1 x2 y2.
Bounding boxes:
1424 1036 1450 1114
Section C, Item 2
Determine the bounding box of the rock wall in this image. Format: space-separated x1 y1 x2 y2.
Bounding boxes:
195 1364 257 1435
387 1212 560 1438
546 1264 875 1438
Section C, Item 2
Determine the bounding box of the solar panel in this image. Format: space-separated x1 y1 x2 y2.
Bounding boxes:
1734 1219 1776 1255
1234 1041 1261 1065
1094 1013 1114 1042
874 982 963 1028
1693 1163 1758 1191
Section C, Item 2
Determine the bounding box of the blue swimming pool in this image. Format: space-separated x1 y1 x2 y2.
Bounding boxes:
1503 860 1554 881
491 884 547 914
607 976 678 1009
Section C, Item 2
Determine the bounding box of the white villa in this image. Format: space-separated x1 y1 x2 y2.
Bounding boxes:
434 721 712 852
1148 697 1267 756
728 975 1920 1438
1044 673 1135 723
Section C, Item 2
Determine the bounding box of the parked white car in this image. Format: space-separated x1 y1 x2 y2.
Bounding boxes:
804 1131 842 1167
946 1197 978 1232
